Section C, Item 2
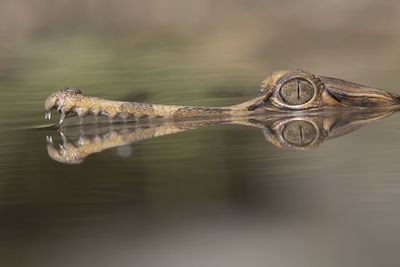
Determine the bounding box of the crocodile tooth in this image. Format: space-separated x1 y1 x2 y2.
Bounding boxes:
60 112 66 124
60 131 67 144
78 136 86 145
46 136 53 144
106 114 115 123
119 113 130 122
45 111 51 120
74 108 87 119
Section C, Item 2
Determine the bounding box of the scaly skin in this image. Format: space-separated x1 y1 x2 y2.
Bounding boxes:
45 69 400 125
44 89 233 124
47 119 225 164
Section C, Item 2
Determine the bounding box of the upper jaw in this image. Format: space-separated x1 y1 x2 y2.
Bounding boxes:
44 95 58 120
44 88 81 123
320 76 399 108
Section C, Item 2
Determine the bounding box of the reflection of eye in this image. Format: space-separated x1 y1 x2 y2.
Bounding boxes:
282 120 317 146
280 79 314 105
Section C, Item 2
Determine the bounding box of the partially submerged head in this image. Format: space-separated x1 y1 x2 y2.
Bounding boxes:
44 88 83 119
246 70 400 112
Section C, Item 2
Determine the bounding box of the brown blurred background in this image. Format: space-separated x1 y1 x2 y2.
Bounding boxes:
2 0 400 83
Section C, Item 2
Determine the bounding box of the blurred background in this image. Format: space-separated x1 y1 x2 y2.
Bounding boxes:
2 0 400 266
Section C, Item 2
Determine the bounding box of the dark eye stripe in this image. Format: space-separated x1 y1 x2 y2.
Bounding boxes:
282 120 317 146
280 78 315 105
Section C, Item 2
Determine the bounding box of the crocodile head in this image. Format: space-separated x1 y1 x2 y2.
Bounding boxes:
44 88 83 123
243 70 400 112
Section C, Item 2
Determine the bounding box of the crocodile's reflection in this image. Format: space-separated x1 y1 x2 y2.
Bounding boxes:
46 109 396 164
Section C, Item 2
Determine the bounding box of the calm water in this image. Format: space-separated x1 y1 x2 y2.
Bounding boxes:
2 40 400 267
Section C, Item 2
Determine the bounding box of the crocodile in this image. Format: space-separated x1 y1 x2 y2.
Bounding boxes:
44 70 400 125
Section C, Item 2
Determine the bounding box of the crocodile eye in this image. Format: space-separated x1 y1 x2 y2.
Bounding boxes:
282 120 317 146
279 78 315 105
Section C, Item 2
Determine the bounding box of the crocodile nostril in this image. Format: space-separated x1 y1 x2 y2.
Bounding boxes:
62 88 82 94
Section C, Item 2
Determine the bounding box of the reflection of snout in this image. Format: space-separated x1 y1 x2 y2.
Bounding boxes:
321 77 399 108
46 137 85 164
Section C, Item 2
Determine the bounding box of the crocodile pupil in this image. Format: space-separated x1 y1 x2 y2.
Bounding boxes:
280 79 314 105
282 120 317 146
